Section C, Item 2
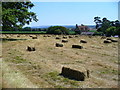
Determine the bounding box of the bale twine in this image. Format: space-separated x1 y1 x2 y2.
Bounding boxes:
72 45 83 49
56 43 63 47
60 66 88 81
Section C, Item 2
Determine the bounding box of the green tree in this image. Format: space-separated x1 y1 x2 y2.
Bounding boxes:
101 18 111 33
94 16 102 29
2 2 38 30
23 27 31 31
94 17 120 35
114 20 120 27
115 27 120 37
47 26 69 35
106 26 116 37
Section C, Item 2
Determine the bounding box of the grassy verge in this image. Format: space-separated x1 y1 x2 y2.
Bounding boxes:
1 31 46 34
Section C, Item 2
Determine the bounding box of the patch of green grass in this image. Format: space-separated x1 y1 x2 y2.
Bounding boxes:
8 52 12 54
48 47 53 50
69 80 79 87
1 31 46 34
12 56 27 63
100 68 118 75
61 62 75 64
47 71 61 81
75 60 84 64
43 71 79 87
102 53 109 56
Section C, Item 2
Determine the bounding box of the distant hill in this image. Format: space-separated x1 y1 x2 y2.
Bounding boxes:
31 25 96 29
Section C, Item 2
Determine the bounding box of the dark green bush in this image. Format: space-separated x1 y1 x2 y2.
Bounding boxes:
47 26 69 35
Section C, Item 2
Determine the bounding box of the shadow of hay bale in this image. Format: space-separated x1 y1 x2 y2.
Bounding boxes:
106 38 112 40
111 39 118 42
32 37 37 39
62 39 68 43
56 37 61 39
72 45 83 49
103 40 111 43
80 39 87 43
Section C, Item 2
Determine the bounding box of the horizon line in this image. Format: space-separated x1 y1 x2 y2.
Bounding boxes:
25 24 96 27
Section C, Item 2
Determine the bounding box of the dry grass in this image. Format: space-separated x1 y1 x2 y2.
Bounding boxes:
2 34 119 88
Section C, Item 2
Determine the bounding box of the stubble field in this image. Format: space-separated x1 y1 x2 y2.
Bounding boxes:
1 34 119 88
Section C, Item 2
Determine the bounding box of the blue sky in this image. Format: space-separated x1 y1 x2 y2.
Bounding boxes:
25 2 118 27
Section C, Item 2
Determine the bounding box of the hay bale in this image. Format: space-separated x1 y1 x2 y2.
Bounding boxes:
72 45 83 49
63 36 67 39
27 46 35 51
111 39 118 42
17 35 20 37
56 37 61 39
101 36 106 39
75 35 79 37
29 35 33 37
103 40 111 43
56 43 63 47
69 36 73 38
80 39 87 43
43 35 47 37
62 39 68 43
32 37 37 39
60 67 86 81
106 38 112 40
88 36 92 38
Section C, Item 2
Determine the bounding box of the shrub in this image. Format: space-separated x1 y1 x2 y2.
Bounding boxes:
106 26 116 37
115 27 120 37
47 26 69 35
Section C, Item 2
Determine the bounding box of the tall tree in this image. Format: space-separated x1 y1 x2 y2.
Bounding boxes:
101 18 111 33
2 2 38 30
94 16 102 29
94 16 120 36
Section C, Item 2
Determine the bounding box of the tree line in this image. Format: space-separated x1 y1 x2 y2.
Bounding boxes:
94 16 120 37
1 2 120 36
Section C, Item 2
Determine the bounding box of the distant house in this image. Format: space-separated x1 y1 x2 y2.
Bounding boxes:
74 24 90 32
74 24 95 35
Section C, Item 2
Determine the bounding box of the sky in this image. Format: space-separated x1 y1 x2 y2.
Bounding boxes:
25 1 119 27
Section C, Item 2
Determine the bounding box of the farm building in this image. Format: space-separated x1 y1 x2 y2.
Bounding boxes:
74 24 90 32
74 24 96 35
